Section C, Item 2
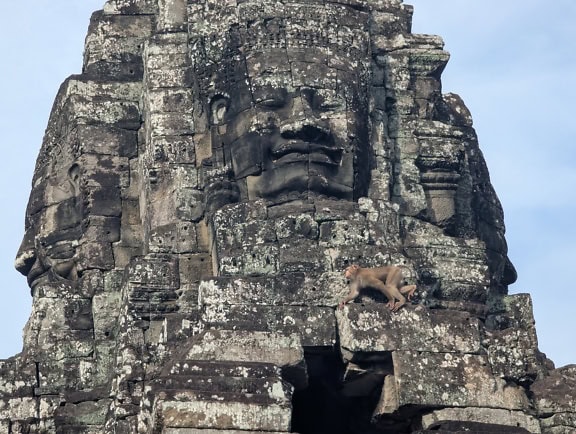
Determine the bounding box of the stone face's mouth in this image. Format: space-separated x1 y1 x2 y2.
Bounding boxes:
271 141 342 167
27 262 48 290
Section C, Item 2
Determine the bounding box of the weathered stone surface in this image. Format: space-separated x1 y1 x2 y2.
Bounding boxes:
4 0 572 432
415 424 531 434
531 365 576 415
337 304 482 360
153 390 292 432
182 330 303 370
54 399 111 427
420 408 541 433
375 351 530 414
199 273 347 307
485 294 549 385
163 430 287 434
539 412 576 434
202 305 336 347
0 360 36 399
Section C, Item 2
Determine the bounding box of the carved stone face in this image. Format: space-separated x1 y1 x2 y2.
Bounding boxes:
209 53 370 203
15 162 82 291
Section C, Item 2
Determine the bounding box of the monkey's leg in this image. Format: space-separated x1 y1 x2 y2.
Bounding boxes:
339 283 360 309
372 279 405 312
388 286 406 312
400 284 416 300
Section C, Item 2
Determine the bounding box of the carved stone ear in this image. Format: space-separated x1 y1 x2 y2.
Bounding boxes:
68 163 80 194
210 95 230 125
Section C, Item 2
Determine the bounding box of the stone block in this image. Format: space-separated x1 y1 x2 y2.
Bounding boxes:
175 188 205 222
24 296 93 332
213 218 276 251
0 360 36 398
158 374 290 399
121 199 141 230
65 74 142 102
145 65 193 88
158 0 187 32
103 0 158 15
201 305 336 347
217 244 279 276
198 273 347 307
149 135 196 164
54 399 111 427
74 125 138 157
78 154 129 189
127 255 180 289
149 222 198 254
420 408 541 433
63 95 141 130
337 304 481 359
113 245 142 269
163 430 287 434
152 390 292 432
84 55 144 81
36 358 97 394
182 330 306 389
179 254 212 284
93 292 121 340
531 365 576 415
161 312 202 341
213 201 268 226
84 216 121 243
539 412 576 433
147 88 193 113
278 240 329 273
77 241 115 271
485 326 544 384
83 185 122 217
318 220 369 247
183 330 303 369
374 351 530 415
0 397 37 422
164 360 282 379
274 213 318 240
148 112 195 136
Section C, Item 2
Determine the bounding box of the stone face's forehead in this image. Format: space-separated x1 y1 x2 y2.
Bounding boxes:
246 48 367 93
189 1 371 39
189 0 371 92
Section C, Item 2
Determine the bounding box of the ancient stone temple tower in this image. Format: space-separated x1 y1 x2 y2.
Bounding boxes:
2 0 575 432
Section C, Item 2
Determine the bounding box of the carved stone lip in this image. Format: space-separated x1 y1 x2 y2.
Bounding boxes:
271 141 342 166
27 266 48 290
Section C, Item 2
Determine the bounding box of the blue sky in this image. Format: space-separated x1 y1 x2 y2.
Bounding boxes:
0 1 574 367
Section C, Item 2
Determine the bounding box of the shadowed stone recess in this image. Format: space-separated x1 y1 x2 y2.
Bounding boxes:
1 0 574 433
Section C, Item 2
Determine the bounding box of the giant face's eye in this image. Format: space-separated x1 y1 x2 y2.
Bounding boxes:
259 98 286 109
312 89 345 112
255 87 288 109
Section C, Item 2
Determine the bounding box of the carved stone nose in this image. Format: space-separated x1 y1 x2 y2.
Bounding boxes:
279 121 331 143
14 228 36 276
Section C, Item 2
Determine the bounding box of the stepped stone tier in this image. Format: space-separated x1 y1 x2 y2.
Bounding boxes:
2 0 575 433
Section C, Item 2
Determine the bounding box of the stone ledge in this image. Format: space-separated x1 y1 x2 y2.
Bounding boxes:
199 273 347 307
421 407 541 433
337 303 482 358
153 390 292 432
201 304 336 347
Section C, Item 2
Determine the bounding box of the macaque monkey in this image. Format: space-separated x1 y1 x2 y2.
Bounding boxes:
339 264 416 312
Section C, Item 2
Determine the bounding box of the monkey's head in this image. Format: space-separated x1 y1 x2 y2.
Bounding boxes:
344 264 360 279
